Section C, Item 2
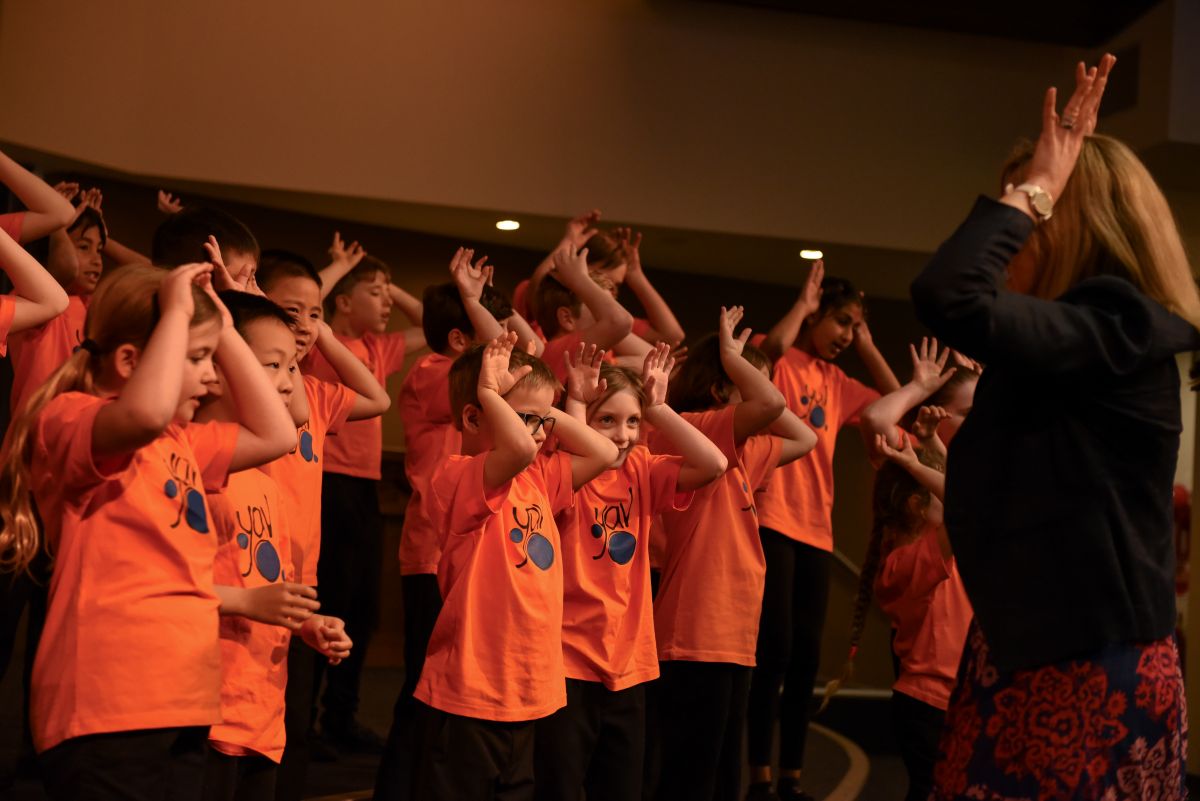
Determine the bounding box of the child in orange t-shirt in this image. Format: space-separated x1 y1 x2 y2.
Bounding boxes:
823 432 971 801
252 248 390 800
533 343 726 801
747 261 901 801
375 248 518 801
197 291 354 801
532 241 644 385
0 263 296 801
647 307 818 801
303 246 419 750
411 332 616 801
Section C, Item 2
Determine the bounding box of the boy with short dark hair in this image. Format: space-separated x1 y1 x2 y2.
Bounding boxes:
412 332 616 800
152 204 261 279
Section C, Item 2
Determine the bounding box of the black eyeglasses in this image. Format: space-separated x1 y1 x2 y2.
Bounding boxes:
515 411 556 436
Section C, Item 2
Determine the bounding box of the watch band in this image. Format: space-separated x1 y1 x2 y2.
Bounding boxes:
1005 182 1054 222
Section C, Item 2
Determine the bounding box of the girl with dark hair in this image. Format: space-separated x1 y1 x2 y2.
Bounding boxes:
746 262 900 801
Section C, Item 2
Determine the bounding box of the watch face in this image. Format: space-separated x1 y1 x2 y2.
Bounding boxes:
1032 191 1053 215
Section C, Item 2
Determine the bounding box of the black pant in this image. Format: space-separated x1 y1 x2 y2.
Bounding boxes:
375 573 443 801
412 703 534 801
747 529 830 770
657 661 751 801
891 691 944 801
38 727 208 801
202 751 277 801
313 473 383 731
533 679 645 801
0 551 50 773
273 636 316 801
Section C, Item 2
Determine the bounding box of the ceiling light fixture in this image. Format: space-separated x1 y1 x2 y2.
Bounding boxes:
496 219 520 231
799 249 823 260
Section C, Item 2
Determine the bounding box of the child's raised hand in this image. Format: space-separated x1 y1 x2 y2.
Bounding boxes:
328 231 366 270
565 342 608 404
157 190 184 215
199 271 236 331
549 240 589 283
159 262 215 321
241 582 320 631
912 406 951 442
478 331 532 396
450 247 491 302
949 349 984 374
909 337 955 394
799 259 824 314
53 181 80 204
300 614 353 665
876 432 919 469
614 227 644 275
80 187 103 211
642 342 675 407
719 306 752 358
564 208 601 249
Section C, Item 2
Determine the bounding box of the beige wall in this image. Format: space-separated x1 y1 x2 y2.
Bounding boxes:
0 0 1092 258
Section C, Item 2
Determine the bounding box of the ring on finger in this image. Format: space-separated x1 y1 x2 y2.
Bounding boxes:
1060 116 1076 129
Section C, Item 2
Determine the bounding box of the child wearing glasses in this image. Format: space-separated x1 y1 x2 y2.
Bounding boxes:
411 332 617 801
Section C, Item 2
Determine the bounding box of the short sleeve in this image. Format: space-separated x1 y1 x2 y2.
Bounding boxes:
308 377 357 436
537 450 575 515
875 528 950 606
376 331 409 378
645 452 691 515
0 212 25 242
542 332 584 385
632 317 654 339
840 373 881 428
414 358 454 424
513 279 532 319
691 408 740 468
33 394 133 491
0 295 15 356
740 433 783 493
431 454 510 539
181 421 241 491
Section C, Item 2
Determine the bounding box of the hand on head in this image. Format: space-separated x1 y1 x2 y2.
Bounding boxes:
478 331 532 396
719 305 752 358
642 342 675 407
564 342 608 404
450 247 492 301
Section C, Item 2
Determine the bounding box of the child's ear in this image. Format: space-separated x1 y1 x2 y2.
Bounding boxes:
111 343 140 380
334 293 353 316
708 382 730 407
555 306 576 335
461 403 482 434
447 328 470 354
906 494 927 521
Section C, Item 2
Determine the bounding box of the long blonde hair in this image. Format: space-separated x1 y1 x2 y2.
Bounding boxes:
1004 135 1200 328
0 264 218 573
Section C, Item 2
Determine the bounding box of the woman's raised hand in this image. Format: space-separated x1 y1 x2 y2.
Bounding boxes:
1022 54 1116 202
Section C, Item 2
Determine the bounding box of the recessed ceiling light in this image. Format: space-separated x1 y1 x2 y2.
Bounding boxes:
496 220 520 231
799 249 823 260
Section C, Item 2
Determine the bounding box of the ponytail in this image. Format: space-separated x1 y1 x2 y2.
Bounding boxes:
0 349 95 573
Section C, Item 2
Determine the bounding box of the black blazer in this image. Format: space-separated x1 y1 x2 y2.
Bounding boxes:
910 196 1200 670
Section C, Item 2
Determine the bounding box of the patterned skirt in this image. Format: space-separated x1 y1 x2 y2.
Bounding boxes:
931 621 1188 801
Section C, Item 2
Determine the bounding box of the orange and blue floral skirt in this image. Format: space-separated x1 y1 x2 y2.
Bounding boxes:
931 621 1187 801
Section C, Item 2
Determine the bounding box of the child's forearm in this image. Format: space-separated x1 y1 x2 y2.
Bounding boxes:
643 405 727 490
504 312 544 357
761 297 815 363
858 341 901 394
724 350 787 443
0 228 68 331
861 382 929 443
318 260 355 299
559 271 633 349
527 252 557 296
769 408 819 464
216 330 299 469
389 284 423 325
103 237 150 267
0 151 74 241
625 271 685 345
545 408 618 489
288 369 310 427
462 297 505 345
901 461 945 502
314 326 390 420
480 389 539 488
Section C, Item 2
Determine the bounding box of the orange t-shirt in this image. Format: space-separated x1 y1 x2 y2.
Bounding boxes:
648 407 782 666
875 525 973 710
541 332 616 387
415 450 574 721
29 392 240 752
9 295 88 414
558 446 689 690
398 352 461 576
207 467 293 762
260 375 356 585
302 330 408 480
755 345 879 551
0 213 26 356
